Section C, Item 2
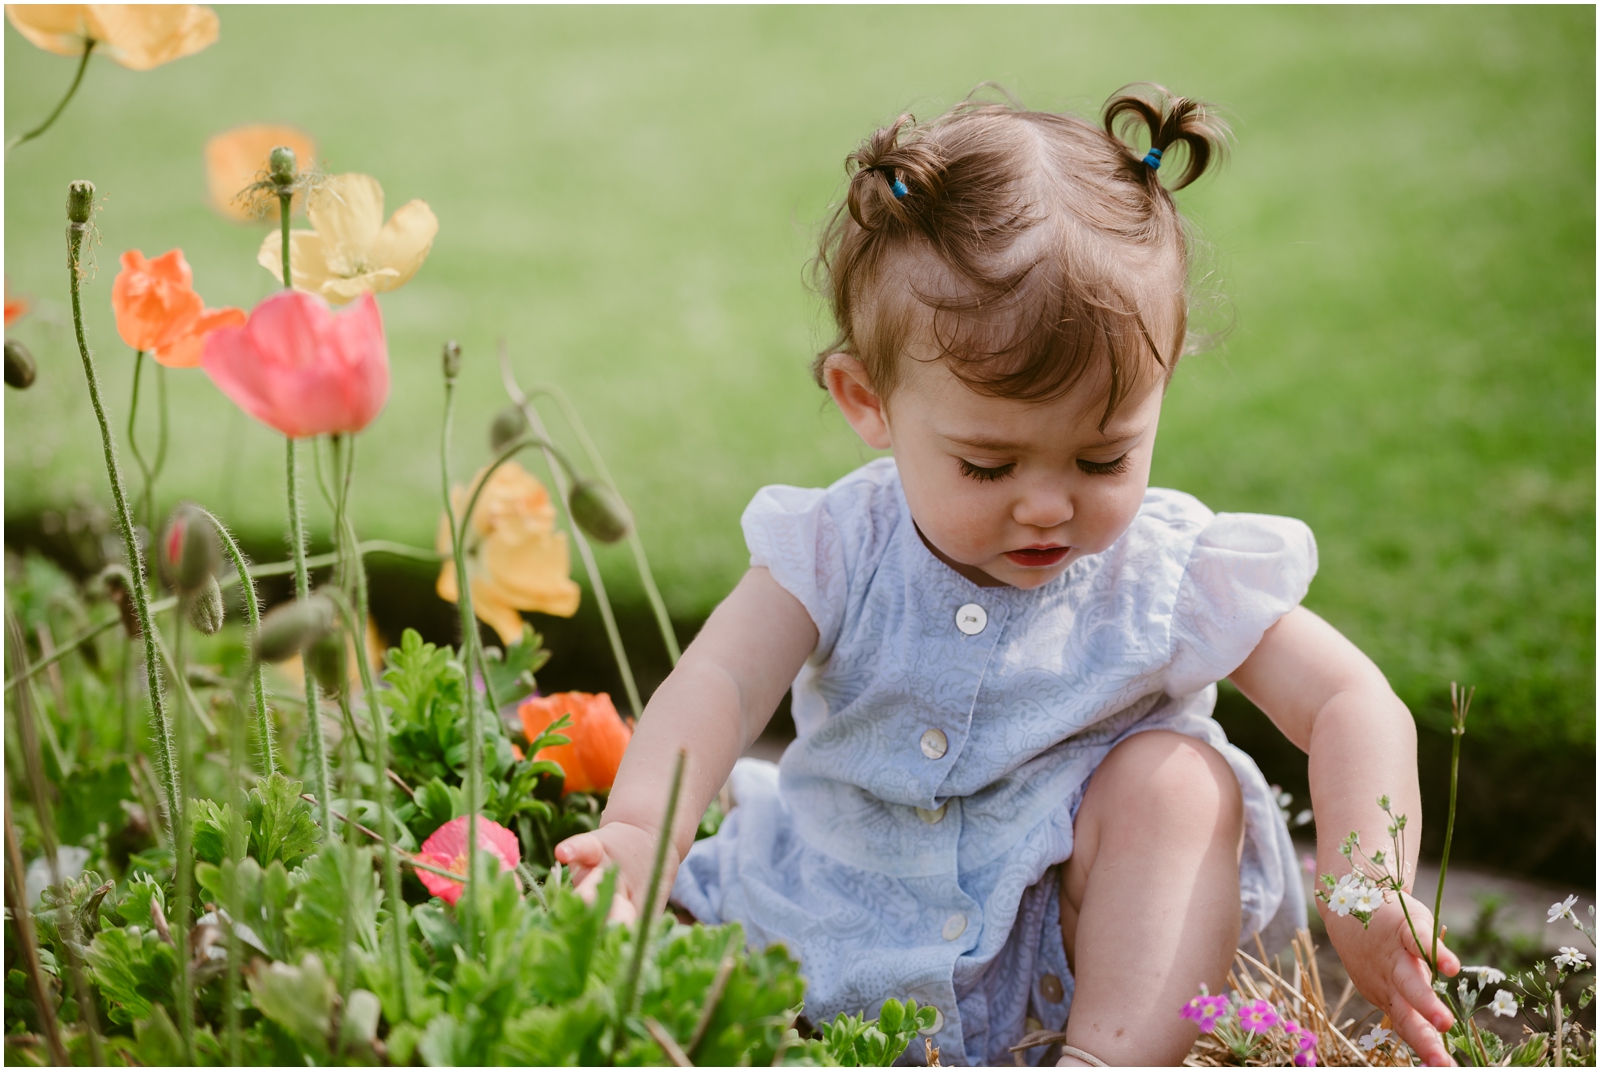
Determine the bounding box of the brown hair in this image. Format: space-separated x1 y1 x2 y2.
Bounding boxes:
811 84 1230 426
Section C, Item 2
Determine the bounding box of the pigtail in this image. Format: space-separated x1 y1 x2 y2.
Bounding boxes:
1103 84 1230 191
845 115 947 231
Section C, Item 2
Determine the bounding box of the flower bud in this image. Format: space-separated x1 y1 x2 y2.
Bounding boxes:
268 145 297 189
98 564 142 638
254 594 336 663
305 631 345 698
186 575 225 635
5 339 37 389
159 503 221 598
568 478 633 544
66 180 95 224
442 340 462 381
489 404 528 452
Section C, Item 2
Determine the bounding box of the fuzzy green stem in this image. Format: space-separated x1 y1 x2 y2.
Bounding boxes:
339 726 359 1002
195 507 276 773
3 791 67 1066
171 613 196 1062
224 669 246 1067
287 437 330 830
67 202 180 836
127 350 156 535
7 39 94 152
1432 685 1470 975
279 191 293 289
618 747 687 1029
439 375 483 951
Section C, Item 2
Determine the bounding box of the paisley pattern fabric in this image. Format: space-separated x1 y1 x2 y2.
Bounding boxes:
672 459 1316 1066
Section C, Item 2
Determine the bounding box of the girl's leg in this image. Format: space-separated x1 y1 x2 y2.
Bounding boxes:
1056 730 1244 1066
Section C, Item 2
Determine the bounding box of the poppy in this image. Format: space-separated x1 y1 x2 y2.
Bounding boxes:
518 691 631 795
111 249 244 368
205 123 316 222
6 4 219 70
411 815 520 906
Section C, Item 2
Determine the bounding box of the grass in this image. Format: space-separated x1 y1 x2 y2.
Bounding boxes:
4 7 1592 746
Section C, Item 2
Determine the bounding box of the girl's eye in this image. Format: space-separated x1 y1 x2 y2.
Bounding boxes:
1077 454 1131 476
958 459 1015 482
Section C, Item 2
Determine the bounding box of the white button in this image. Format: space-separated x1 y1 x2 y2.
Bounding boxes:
916 803 947 824
955 603 987 635
920 1007 944 1036
942 913 967 940
919 728 948 760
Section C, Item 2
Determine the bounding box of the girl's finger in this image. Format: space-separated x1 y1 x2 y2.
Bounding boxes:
1388 1002 1453 1068
554 832 604 868
1396 906 1460 976
1392 956 1454 1034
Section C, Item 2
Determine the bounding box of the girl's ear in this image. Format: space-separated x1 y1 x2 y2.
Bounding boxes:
823 354 892 450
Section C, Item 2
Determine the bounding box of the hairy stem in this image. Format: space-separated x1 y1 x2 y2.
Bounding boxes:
172 613 195 1062
7 38 94 151
195 507 276 773
287 437 330 830
127 350 155 535
1432 684 1470 973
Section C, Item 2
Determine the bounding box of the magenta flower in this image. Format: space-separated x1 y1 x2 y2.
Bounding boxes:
1293 1050 1318 1067
1237 999 1279 1034
1179 993 1230 1033
201 290 389 437
1284 1020 1318 1054
411 815 521 906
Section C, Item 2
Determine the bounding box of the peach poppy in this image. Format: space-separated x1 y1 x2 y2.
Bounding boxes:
111 249 245 368
204 123 316 222
436 460 580 645
201 289 388 438
518 691 631 795
257 172 437 305
6 4 219 70
4 278 28 326
411 815 520 906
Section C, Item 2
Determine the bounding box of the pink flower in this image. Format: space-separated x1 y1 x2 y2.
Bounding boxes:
1237 999 1279 1034
201 290 389 437
1179 993 1230 1033
1284 1020 1318 1054
411 815 521 906
1293 1051 1318 1067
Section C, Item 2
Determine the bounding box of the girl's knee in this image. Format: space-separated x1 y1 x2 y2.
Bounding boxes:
1087 730 1243 834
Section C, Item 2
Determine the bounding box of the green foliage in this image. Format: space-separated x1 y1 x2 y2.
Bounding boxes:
800 998 937 1066
85 924 178 1026
481 625 552 709
191 772 319 870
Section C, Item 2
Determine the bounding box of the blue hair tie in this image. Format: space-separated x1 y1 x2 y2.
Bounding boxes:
1142 147 1163 170
890 175 909 199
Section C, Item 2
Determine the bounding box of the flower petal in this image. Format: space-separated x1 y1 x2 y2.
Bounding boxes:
258 228 332 292
153 305 245 368
5 5 104 57
319 267 400 305
112 248 203 353
369 199 438 288
466 583 530 648
205 123 316 222
88 3 218 70
308 173 385 272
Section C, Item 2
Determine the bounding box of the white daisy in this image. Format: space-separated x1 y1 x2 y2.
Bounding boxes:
1358 1025 1392 1052
1548 895 1580 924
1554 947 1589 971
1489 990 1519 1018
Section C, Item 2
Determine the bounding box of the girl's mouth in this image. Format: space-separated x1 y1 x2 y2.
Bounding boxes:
1004 545 1071 568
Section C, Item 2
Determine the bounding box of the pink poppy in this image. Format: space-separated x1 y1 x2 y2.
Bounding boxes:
200 289 389 437
411 815 521 906
1237 999 1279 1034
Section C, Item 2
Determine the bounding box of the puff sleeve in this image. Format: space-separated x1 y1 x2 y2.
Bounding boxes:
1165 512 1319 697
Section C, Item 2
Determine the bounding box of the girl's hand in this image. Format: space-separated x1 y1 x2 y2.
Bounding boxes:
1323 892 1461 1067
554 822 678 923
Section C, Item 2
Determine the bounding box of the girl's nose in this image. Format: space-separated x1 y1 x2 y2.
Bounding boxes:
1013 485 1073 531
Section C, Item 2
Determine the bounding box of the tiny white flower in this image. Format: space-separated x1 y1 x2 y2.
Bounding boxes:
1352 884 1384 915
1461 965 1507 985
1489 990 1518 1018
1554 947 1589 971
1549 895 1580 924
1358 1025 1393 1052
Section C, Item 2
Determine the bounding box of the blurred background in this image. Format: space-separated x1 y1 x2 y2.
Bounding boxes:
5 6 1593 882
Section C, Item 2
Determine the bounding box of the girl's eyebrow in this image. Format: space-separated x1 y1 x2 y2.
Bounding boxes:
943 428 1146 452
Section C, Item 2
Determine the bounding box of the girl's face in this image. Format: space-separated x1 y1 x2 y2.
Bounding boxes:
825 351 1164 590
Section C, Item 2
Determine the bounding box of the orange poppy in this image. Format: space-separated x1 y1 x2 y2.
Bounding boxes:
204 123 317 222
111 249 244 368
4 278 28 326
5 4 219 70
518 691 631 795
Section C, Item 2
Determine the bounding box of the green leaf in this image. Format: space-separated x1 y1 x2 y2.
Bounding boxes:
285 845 379 956
483 625 551 710
246 952 335 1059
86 925 177 1026
114 873 165 928
247 772 319 868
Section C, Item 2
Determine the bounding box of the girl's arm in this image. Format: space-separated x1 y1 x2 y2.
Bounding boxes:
554 566 818 919
1229 606 1460 1068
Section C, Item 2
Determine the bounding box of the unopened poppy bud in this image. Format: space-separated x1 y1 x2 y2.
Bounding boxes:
254 594 336 663
187 575 225 635
268 145 297 189
5 339 37 389
490 404 528 452
99 564 141 638
442 340 462 381
67 180 95 224
568 478 633 544
159 504 221 597
305 631 345 697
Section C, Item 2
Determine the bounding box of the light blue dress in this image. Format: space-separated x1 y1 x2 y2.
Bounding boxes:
672 459 1313 1066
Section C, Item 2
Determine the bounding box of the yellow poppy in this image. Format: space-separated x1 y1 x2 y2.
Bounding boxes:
205 124 316 222
6 4 219 70
437 461 581 645
256 172 438 305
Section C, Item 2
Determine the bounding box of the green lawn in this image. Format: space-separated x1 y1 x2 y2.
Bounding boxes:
5 7 1593 745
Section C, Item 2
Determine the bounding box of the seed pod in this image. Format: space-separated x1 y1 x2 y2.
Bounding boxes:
254 594 336 663
268 145 297 189
442 340 462 381
99 564 141 638
67 180 95 224
305 631 345 697
568 478 633 544
186 575 225 635
5 340 36 389
490 404 528 452
159 504 221 597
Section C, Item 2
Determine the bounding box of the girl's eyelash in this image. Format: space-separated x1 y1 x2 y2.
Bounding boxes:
958 459 1015 482
1077 454 1132 476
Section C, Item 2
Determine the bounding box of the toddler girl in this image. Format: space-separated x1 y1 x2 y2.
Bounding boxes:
557 86 1460 1066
